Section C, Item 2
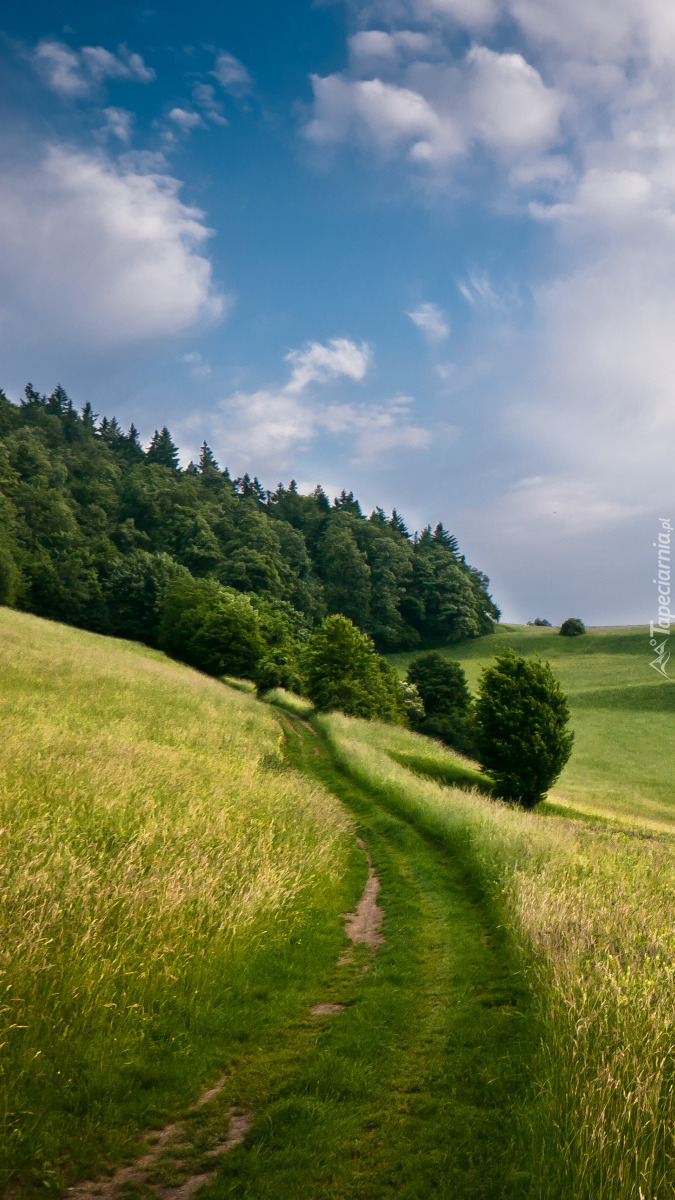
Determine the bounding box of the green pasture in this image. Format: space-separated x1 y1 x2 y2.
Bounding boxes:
390 625 674 827
0 608 358 1196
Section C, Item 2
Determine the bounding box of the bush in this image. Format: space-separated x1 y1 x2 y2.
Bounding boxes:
255 653 304 696
160 577 264 678
406 652 472 752
528 618 552 627
560 618 586 637
302 614 405 722
472 650 574 808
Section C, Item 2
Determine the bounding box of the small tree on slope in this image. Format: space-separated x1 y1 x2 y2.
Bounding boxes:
472 650 574 809
302 614 404 722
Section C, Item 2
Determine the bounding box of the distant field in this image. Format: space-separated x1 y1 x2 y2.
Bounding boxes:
0 609 355 1195
390 625 675 827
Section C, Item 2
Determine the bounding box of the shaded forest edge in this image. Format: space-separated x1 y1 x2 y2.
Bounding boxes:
0 385 499 658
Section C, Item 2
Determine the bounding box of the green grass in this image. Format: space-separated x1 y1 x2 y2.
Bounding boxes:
390 625 675 827
4 609 675 1200
321 711 675 1200
263 688 315 717
0 609 357 1197
206 713 536 1199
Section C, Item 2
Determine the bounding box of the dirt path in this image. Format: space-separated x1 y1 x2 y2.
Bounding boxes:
60 710 532 1200
63 807 384 1200
65 1084 252 1200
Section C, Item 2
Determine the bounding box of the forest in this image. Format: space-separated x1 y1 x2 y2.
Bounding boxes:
0 384 499 658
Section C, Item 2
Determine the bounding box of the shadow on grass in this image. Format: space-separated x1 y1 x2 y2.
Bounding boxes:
572 683 675 711
386 748 494 797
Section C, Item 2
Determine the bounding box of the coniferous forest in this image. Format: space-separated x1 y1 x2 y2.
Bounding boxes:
0 384 499 667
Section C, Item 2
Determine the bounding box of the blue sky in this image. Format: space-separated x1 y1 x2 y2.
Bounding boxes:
1 0 673 625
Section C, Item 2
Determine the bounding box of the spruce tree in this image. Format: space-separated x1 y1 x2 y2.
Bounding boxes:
147 427 180 469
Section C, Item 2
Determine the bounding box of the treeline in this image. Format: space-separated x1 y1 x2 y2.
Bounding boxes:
0 384 499 657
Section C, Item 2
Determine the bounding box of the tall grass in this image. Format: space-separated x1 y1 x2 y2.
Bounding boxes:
0 610 353 1193
321 713 675 1199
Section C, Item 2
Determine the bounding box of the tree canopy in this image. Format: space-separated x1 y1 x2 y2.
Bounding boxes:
0 384 500 654
472 651 574 808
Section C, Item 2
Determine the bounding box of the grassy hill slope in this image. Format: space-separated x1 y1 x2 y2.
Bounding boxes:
0 609 357 1194
319 709 675 1200
391 625 674 827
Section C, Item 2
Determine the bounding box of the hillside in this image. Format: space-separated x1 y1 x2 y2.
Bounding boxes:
318 708 675 1200
0 608 357 1193
390 624 675 828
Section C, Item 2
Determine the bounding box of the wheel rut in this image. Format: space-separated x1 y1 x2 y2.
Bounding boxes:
61 761 385 1200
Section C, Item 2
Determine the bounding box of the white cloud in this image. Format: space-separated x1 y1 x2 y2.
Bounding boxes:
0 146 225 351
34 39 155 97
349 30 435 68
213 337 430 469
323 396 433 461
183 351 212 378
34 41 87 96
192 83 228 126
284 337 371 392
168 107 204 132
212 51 253 96
506 0 675 65
465 45 562 154
81 44 155 84
305 74 465 164
101 107 134 143
407 301 449 341
304 43 561 167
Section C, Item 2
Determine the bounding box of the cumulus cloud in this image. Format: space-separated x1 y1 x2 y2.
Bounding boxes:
304 42 561 167
465 45 562 153
305 74 465 163
167 107 204 132
0 145 225 351
212 51 253 96
213 337 430 469
408 301 449 341
34 39 155 96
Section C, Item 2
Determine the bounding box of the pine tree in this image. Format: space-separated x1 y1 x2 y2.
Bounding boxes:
433 522 460 556
147 427 180 470
390 509 410 540
198 441 219 475
312 485 330 512
81 402 98 431
334 489 362 517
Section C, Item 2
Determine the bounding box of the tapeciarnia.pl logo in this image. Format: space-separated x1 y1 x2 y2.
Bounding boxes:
649 517 672 679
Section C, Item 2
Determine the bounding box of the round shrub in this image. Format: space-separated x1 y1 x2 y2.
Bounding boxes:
560 618 586 637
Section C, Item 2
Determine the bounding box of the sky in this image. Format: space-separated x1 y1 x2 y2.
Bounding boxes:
0 0 673 626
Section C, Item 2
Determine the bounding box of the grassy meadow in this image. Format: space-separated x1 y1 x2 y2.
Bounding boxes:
390 624 675 828
320 712 675 1199
0 609 357 1195
2 610 674 1199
